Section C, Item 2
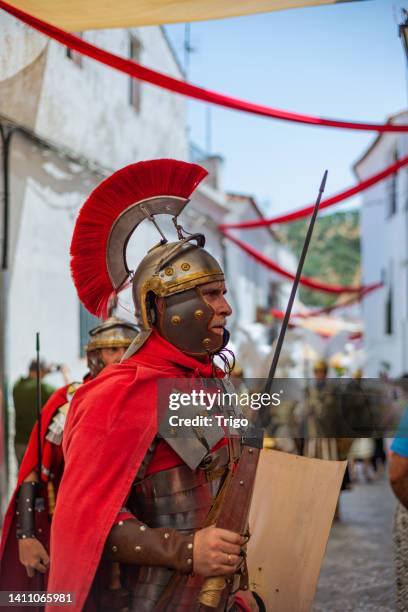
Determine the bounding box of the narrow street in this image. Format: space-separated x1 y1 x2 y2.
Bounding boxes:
313 471 396 611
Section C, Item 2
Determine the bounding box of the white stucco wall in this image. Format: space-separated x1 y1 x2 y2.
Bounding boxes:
35 27 188 166
356 113 408 377
0 16 189 387
222 199 298 331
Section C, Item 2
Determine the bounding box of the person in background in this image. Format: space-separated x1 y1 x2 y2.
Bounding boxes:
303 359 340 460
390 432 408 610
389 378 408 611
13 360 65 465
303 359 347 519
344 368 374 484
0 317 138 602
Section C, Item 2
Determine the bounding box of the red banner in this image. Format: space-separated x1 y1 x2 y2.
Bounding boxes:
222 229 382 295
220 153 408 230
0 0 407 134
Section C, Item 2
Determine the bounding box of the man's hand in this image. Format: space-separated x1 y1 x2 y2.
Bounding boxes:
18 538 49 577
193 525 244 577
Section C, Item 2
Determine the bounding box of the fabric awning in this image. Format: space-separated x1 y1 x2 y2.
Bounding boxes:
295 315 362 338
3 0 368 30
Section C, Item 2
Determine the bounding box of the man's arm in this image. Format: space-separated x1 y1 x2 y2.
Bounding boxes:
17 471 50 577
389 451 408 509
104 514 243 577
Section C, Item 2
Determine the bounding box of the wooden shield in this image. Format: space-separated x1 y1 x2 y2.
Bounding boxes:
247 450 346 611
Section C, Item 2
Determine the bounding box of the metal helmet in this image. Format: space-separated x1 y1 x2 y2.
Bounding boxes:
131 237 226 357
85 316 139 376
86 316 138 352
70 159 228 358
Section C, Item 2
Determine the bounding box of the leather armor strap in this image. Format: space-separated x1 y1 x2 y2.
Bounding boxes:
103 518 195 575
16 481 37 539
136 438 159 481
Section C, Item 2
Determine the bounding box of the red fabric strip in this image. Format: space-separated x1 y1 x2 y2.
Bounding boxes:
222 230 382 295
220 154 408 230
0 0 407 133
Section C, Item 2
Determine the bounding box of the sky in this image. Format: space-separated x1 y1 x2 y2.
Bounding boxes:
164 0 407 216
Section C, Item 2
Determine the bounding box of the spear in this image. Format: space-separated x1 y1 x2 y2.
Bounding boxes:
35 332 45 598
35 332 42 482
264 169 328 394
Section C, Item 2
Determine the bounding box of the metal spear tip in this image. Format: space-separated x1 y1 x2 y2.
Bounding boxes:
319 170 328 194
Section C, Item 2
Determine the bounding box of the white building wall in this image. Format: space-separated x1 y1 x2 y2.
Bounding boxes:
0 15 188 385
356 112 408 377
35 27 188 166
7 141 101 384
222 199 298 333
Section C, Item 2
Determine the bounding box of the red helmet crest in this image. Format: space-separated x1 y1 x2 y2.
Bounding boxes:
70 159 207 318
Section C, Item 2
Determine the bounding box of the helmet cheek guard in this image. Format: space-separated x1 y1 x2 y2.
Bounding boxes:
86 350 106 378
157 288 225 358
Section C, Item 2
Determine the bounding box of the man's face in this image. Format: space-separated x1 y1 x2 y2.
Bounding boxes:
100 347 127 366
199 280 232 336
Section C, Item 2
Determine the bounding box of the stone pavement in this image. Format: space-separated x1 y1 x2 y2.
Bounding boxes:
313 472 396 611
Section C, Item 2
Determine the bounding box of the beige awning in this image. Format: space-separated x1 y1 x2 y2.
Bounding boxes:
295 315 362 337
4 0 367 30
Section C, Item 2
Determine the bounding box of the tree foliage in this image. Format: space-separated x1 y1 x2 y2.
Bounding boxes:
280 210 360 307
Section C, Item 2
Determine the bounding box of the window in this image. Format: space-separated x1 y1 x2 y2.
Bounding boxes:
385 287 393 335
66 33 83 68
267 280 279 310
129 36 142 112
387 148 398 218
79 302 100 357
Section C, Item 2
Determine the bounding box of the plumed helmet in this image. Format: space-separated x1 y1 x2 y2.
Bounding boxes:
70 159 228 357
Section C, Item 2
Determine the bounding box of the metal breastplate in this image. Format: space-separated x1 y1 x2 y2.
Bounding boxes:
124 441 242 611
124 377 245 611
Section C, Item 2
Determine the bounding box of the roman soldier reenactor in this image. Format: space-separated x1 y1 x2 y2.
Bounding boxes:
46 159 259 611
0 317 138 600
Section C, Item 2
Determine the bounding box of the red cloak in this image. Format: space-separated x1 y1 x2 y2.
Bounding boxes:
46 331 219 611
0 384 72 598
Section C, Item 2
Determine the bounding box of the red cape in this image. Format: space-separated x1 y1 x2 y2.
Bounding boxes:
46 331 217 611
0 384 71 600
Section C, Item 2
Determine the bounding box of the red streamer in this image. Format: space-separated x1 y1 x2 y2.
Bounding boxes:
1 0 408 134
220 154 408 230
222 229 382 295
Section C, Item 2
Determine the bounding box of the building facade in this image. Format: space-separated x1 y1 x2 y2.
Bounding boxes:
355 111 408 377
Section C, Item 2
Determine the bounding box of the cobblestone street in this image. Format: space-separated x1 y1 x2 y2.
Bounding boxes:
313 472 396 611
